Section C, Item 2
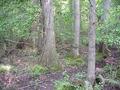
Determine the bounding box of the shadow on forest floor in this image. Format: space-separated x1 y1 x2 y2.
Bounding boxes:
0 48 120 90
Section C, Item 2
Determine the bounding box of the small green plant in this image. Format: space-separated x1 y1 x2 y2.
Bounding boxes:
55 71 103 90
116 65 120 80
55 71 86 90
55 78 86 90
50 64 62 72
104 64 117 79
0 67 7 73
55 80 76 90
75 72 86 80
94 84 102 90
30 65 47 76
0 64 12 73
96 52 104 61
103 64 120 87
65 54 85 66
55 71 74 90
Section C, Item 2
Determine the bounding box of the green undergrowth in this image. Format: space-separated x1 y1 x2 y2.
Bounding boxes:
55 80 77 90
96 52 104 62
103 64 120 86
29 64 48 76
54 64 120 90
54 72 85 90
54 72 102 90
29 61 66 77
116 67 120 80
0 64 13 73
65 54 85 67
50 64 63 72
29 64 62 76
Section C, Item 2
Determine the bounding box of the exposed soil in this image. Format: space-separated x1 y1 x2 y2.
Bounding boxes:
0 65 120 90
0 47 120 90
0 66 80 90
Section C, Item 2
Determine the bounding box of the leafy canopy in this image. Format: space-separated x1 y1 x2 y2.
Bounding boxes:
0 0 39 42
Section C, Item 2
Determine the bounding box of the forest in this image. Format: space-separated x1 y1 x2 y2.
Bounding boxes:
0 0 120 90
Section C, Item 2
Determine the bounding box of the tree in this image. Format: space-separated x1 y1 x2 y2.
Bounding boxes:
39 0 60 68
73 0 80 57
102 0 111 21
87 0 96 87
100 0 111 56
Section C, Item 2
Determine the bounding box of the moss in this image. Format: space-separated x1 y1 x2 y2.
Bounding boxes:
55 80 76 90
96 52 104 61
0 64 12 73
30 65 48 76
116 66 120 80
62 85 76 90
50 64 63 72
55 78 86 90
0 68 6 73
65 54 85 66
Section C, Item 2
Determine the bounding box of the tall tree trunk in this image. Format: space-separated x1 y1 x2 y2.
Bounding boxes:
101 0 111 56
73 0 80 57
87 0 96 87
39 0 59 68
102 0 111 21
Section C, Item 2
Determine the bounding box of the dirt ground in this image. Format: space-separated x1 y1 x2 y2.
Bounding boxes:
0 48 120 90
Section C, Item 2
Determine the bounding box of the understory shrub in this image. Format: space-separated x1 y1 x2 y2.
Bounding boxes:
0 64 12 73
30 65 48 76
55 72 102 90
65 54 85 67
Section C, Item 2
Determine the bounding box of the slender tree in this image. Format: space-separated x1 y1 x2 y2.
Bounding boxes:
102 0 111 21
87 0 96 87
101 0 111 56
39 0 59 68
73 0 80 57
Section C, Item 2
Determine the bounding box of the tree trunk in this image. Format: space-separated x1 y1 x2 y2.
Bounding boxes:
73 0 80 57
39 0 59 68
87 0 96 86
101 0 111 56
102 0 111 21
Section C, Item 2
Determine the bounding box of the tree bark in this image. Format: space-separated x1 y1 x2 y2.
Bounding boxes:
87 0 96 86
102 0 111 21
73 0 80 57
101 0 111 56
39 0 59 68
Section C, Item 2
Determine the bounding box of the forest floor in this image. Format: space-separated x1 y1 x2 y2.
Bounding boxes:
0 46 120 90
0 56 82 90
